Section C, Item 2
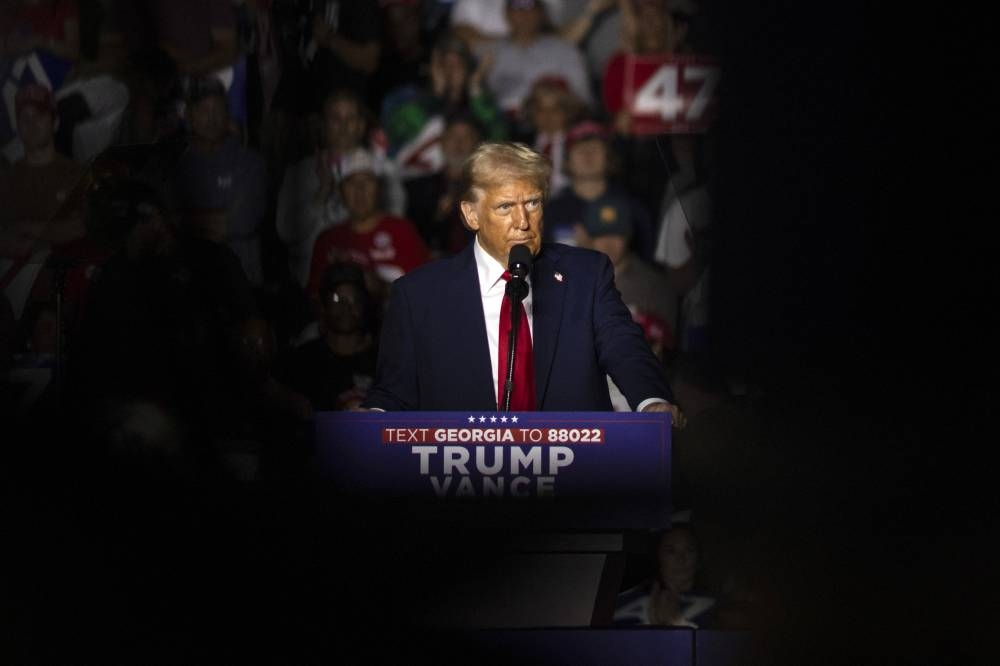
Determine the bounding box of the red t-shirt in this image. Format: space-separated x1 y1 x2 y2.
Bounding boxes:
308 215 429 295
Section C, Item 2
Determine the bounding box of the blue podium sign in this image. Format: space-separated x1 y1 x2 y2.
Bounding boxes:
314 411 672 529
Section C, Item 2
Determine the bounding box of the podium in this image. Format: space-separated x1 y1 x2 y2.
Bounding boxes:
314 410 672 530
313 411 672 629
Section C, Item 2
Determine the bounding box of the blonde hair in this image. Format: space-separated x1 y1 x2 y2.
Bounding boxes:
459 141 553 204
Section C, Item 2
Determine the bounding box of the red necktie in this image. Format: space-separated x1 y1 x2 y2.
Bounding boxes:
498 271 536 411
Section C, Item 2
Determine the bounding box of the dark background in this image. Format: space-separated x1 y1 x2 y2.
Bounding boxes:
4 2 994 664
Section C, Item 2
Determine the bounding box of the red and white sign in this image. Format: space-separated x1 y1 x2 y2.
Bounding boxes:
602 53 721 136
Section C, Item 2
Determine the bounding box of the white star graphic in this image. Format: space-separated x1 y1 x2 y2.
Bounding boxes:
479 416 487 423
500 416 508 423
511 416 519 423
468 415 476 423
490 416 497 423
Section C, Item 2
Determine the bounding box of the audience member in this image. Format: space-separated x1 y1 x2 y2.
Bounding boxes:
370 0 432 109
602 0 699 218
299 0 381 108
450 0 596 50
575 190 675 409
482 0 594 120
544 119 654 260
279 262 378 411
517 76 586 195
276 88 406 287
378 31 504 185
1 0 80 162
173 75 269 285
578 192 676 357
426 33 505 140
654 177 711 354
69 176 258 465
306 147 428 302
0 84 87 323
614 523 717 628
211 313 313 481
402 110 483 255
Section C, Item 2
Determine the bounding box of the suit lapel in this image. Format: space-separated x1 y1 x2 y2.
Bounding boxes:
531 247 566 408
447 243 496 408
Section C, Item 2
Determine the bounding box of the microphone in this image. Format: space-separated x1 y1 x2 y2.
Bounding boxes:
506 244 532 301
508 244 533 280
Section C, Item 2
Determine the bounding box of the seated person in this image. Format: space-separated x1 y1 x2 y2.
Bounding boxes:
306 148 429 305
544 119 655 261
276 88 406 287
173 76 268 285
614 522 717 627
278 263 378 412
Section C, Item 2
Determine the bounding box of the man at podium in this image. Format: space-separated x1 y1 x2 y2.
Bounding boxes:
361 141 685 428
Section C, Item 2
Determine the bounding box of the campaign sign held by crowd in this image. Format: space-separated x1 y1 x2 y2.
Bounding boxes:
602 53 721 136
315 411 672 529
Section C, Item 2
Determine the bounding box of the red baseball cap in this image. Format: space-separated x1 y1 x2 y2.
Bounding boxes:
565 120 610 152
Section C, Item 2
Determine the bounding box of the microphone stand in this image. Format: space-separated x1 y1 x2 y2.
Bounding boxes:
501 277 528 412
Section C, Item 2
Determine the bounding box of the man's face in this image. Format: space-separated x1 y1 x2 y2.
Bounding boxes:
322 98 366 153
566 137 607 180
17 104 56 152
341 171 379 220
188 94 228 145
462 178 544 265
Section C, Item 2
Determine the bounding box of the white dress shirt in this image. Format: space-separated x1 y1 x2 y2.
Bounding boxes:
473 236 666 412
474 236 534 405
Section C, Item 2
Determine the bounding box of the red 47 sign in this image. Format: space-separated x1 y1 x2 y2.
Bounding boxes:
602 53 720 136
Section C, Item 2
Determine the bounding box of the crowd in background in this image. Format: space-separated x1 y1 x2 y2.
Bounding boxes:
1 0 752 643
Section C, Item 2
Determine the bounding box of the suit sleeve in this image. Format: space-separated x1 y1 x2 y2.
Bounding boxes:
361 278 419 410
591 254 674 409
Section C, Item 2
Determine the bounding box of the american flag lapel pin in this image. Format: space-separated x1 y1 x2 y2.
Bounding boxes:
554 271 564 283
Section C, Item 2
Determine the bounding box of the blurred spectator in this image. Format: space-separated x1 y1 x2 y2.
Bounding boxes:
69 177 258 463
117 0 238 78
544 119 654 261
276 88 405 287
614 523 717 627
402 110 482 255
306 147 428 302
426 33 506 140
278 262 377 411
370 0 431 109
482 0 594 120
654 175 711 354
299 0 380 109
0 83 87 323
213 313 313 481
575 190 675 410
517 76 586 194
450 0 597 49
578 192 676 358
173 76 268 285
602 0 699 219
111 0 237 142
378 32 504 184
1 0 81 162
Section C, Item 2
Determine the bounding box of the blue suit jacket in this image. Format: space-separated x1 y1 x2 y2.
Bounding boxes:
362 242 672 411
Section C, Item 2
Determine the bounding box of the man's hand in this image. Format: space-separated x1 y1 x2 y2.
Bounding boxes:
640 401 687 430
